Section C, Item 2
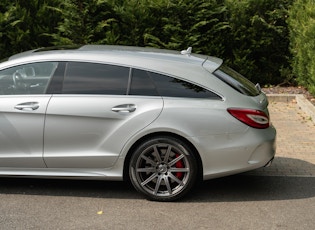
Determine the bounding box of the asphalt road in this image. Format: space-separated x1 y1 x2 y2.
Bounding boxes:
0 175 314 230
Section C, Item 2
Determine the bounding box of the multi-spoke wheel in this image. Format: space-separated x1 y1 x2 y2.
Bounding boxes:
129 136 198 201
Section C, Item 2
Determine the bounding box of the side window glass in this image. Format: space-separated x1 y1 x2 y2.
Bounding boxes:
129 69 159 96
150 72 221 99
0 62 58 95
62 62 129 95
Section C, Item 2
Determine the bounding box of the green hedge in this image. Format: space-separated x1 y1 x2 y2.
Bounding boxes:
0 0 295 87
0 0 61 59
288 0 315 94
224 0 293 86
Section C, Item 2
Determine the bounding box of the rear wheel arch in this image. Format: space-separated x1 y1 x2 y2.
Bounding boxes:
123 132 203 186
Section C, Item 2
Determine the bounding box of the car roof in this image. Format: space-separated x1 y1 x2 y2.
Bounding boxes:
1 45 223 87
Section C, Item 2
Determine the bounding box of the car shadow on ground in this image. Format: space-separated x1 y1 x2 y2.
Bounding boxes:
187 174 315 203
186 156 315 202
0 157 314 202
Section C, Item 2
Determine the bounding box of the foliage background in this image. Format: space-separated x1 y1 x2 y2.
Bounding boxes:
0 0 313 93
288 0 315 95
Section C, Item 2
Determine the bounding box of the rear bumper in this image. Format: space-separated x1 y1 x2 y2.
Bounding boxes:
190 125 276 181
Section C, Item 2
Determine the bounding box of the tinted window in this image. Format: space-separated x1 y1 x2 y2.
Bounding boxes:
62 62 129 95
150 72 221 99
129 69 159 96
0 62 57 95
213 65 260 96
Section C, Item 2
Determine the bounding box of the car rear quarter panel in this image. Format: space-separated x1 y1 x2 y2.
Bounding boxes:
122 95 276 180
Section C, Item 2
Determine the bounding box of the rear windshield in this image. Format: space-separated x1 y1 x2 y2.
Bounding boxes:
213 65 260 96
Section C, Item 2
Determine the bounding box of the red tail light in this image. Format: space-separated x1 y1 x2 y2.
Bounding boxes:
227 108 270 129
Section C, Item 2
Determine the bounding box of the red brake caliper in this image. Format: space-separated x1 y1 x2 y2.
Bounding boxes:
175 154 184 179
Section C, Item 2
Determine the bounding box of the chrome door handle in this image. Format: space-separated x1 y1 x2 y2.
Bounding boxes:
14 102 39 111
111 104 136 113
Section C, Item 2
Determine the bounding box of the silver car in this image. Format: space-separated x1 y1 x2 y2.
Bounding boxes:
0 45 276 201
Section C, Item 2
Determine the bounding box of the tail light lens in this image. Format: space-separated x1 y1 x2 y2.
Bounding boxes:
227 108 270 129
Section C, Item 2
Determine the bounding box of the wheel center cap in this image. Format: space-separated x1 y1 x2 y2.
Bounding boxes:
158 164 168 174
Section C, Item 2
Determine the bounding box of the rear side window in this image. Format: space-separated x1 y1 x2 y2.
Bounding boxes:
62 62 129 95
131 70 221 99
213 65 260 96
150 72 220 99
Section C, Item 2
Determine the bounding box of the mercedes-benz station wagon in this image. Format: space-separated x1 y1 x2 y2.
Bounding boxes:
0 45 276 201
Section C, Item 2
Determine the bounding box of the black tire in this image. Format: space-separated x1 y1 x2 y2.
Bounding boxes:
129 136 198 201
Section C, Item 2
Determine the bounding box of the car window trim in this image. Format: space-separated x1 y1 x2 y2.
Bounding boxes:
46 61 66 94
126 67 132 95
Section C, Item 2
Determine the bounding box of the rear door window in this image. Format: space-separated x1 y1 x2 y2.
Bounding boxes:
129 69 159 96
62 62 129 95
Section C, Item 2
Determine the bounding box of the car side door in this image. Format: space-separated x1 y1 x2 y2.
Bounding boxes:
43 62 163 168
0 62 58 167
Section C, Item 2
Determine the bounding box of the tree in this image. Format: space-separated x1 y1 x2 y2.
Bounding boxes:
52 0 117 45
223 0 293 85
142 0 229 56
288 0 315 94
0 0 61 59
0 0 296 88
